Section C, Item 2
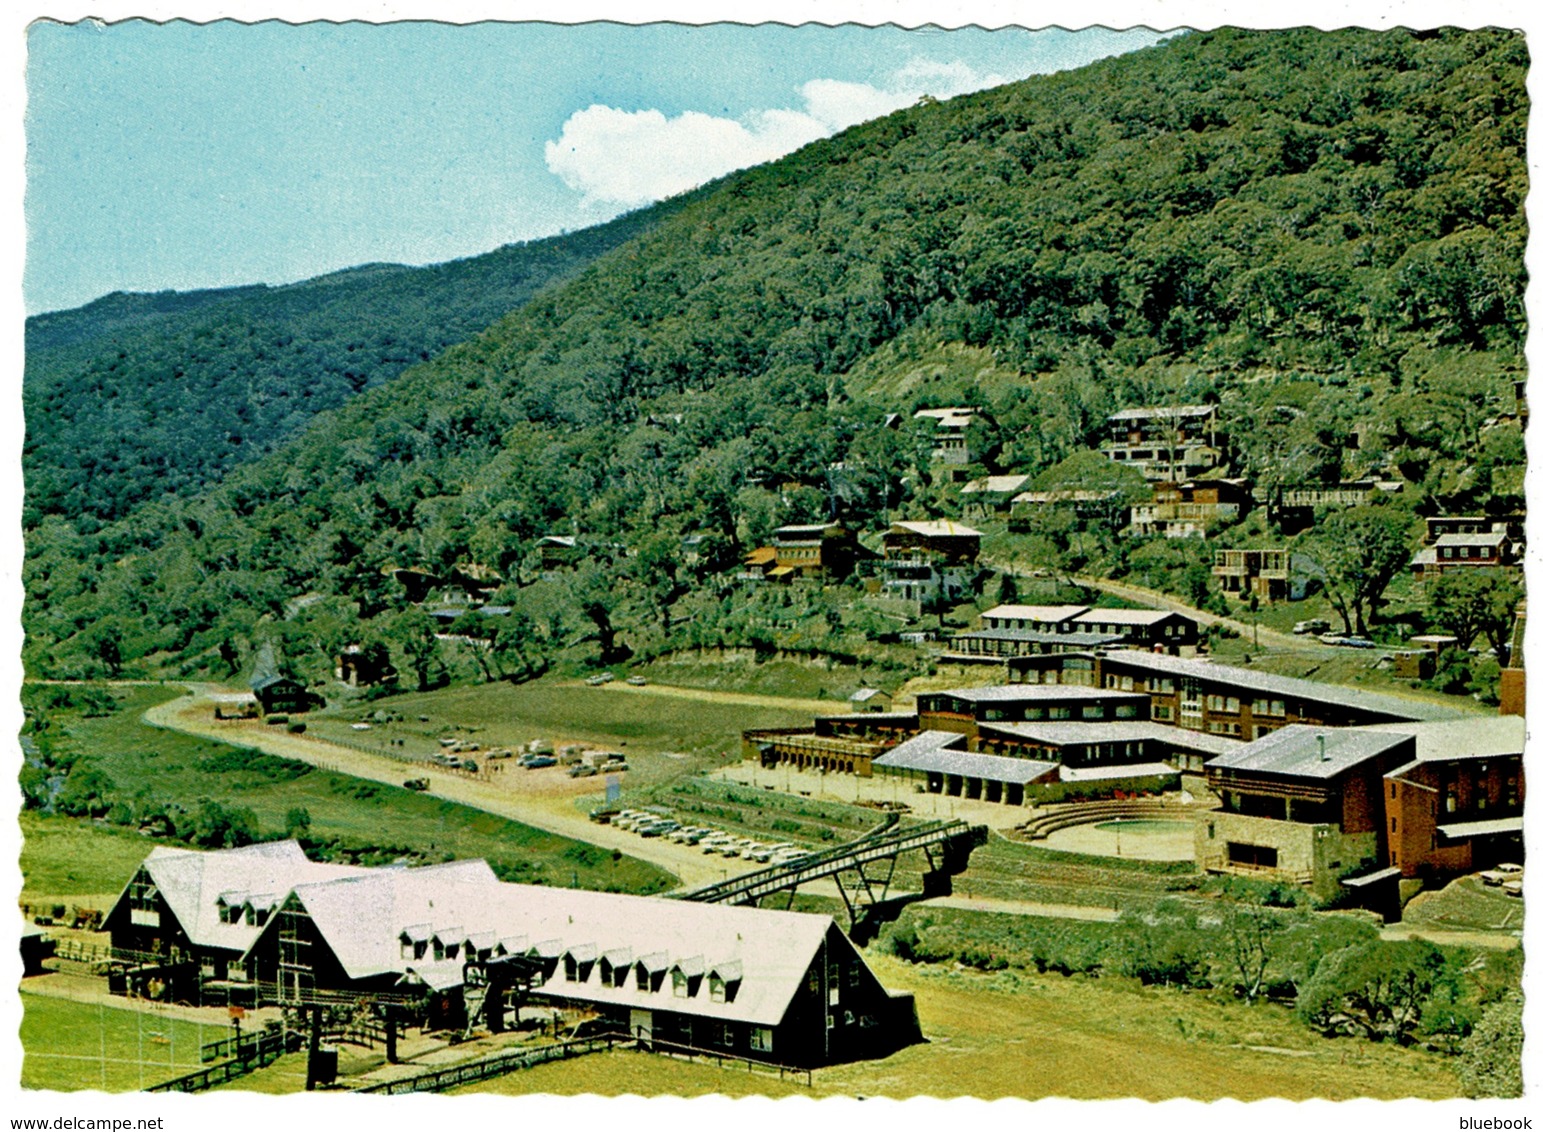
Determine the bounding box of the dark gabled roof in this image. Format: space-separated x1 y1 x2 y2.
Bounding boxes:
251 673 301 692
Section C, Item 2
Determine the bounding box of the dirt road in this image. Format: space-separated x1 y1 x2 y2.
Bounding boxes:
142 687 757 890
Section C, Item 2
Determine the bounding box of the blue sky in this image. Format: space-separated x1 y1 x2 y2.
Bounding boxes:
23 20 1167 314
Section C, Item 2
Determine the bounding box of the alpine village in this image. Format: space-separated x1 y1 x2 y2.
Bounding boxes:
18 27 1529 1102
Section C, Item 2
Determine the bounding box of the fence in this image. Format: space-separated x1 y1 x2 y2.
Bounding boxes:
647 1038 813 1086
353 1033 629 1095
150 1028 303 1093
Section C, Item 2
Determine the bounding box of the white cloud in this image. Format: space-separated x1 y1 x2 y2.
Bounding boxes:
543 59 1019 208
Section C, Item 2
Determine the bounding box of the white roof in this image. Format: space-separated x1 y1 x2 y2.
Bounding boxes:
1070 608 1182 626
1107 405 1214 422
889 519 982 539
981 604 1088 624
913 407 976 429
117 841 371 954
961 475 1032 495
255 865 839 1027
1434 532 1508 547
538 535 577 548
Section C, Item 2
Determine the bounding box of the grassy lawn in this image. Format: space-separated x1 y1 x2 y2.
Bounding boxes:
19 994 219 1092
20 813 159 900
33 685 673 893
456 953 1461 1100
352 677 813 761
1405 875 1524 932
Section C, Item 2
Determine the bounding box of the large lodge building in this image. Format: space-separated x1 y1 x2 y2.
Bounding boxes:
104 843 919 1068
745 650 1512 899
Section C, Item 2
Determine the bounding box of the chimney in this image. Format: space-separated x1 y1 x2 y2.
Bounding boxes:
1318 733 1329 762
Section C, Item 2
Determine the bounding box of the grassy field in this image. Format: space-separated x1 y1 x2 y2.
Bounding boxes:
347 677 813 763
19 813 162 900
19 994 220 1092
455 953 1462 1100
33 685 673 893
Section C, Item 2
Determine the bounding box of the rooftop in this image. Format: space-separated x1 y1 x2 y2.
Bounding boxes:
1090 649 1466 722
888 520 983 539
1371 716 1525 772
1108 405 1215 423
873 732 1058 785
961 474 1032 495
981 604 1089 623
926 685 1146 705
1433 532 1509 547
1071 608 1184 626
1205 724 1413 780
980 720 1243 756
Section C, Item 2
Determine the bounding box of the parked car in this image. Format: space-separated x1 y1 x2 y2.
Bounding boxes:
568 764 598 778
524 756 557 769
626 675 648 686
585 673 615 686
1322 634 1377 648
1293 619 1331 635
403 778 429 791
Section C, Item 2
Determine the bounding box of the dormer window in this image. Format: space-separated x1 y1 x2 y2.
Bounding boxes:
708 961 742 1003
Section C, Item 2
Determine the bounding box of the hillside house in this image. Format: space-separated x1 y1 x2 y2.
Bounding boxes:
537 536 582 574
1266 479 1404 534
1100 405 1222 482
1211 548 1310 602
1380 718 1525 880
1129 479 1251 538
1411 532 1516 581
879 520 982 605
848 688 893 713
1006 650 1461 740
1008 487 1129 533
959 474 1031 519
1198 726 1415 899
913 407 981 467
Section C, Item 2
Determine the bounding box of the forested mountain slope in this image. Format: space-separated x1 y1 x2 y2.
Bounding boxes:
23 202 691 530
23 27 1527 678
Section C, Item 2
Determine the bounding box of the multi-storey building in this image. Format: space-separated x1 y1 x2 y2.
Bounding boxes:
1129 479 1252 538
879 520 981 604
1100 405 1222 482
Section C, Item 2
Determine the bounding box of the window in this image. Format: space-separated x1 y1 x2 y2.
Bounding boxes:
1391 818 1397 833
709 976 726 1003
1152 705 1173 721
1120 676 1135 691
1082 705 1104 720
750 1028 773 1053
1049 706 1071 720
1115 704 1138 719
1390 783 1397 799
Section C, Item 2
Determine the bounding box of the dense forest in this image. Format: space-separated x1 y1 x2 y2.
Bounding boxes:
23 200 692 530
22 27 1527 682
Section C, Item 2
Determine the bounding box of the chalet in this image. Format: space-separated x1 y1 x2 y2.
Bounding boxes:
1266 480 1404 534
913 407 980 467
768 523 858 582
879 520 981 605
1198 726 1416 899
238 858 917 1066
1100 405 1222 482
1129 479 1252 539
1006 649 1462 740
1211 548 1309 602
1411 532 1516 581
959 474 1032 519
251 673 313 715
1008 487 1129 533
103 841 373 1001
1379 717 1524 880
537 535 581 573
1424 514 1525 545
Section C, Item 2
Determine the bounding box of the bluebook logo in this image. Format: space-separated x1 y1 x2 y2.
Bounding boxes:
1459 1121 1532 1130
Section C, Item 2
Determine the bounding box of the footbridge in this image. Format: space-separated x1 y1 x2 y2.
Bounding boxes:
675 819 989 942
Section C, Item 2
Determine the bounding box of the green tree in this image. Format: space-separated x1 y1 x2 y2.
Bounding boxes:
1304 504 1414 636
284 806 312 839
1297 940 1447 1044
1428 569 1522 663
1457 990 1523 1097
